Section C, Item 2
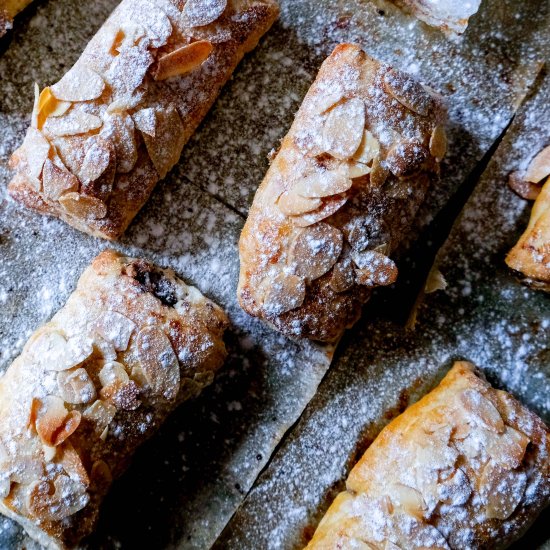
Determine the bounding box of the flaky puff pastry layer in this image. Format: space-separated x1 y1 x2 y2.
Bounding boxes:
9 0 279 239
506 175 550 292
305 362 550 550
238 44 447 342
0 250 228 550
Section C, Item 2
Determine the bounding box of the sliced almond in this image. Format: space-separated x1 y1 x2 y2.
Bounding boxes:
184 0 227 27
429 125 447 160
34 396 81 447
124 1 172 48
314 90 344 115
92 311 136 351
58 368 96 405
42 159 79 200
36 87 71 129
100 380 141 411
141 105 186 178
386 141 428 177
383 69 434 116
59 192 108 220
101 113 138 174
20 127 51 181
508 171 541 201
26 475 89 522
43 444 57 462
322 97 365 160
44 109 102 137
154 40 213 81
329 258 355 293
262 272 306 315
59 442 90 487
78 136 111 185
460 389 504 433
51 65 105 102
369 157 389 187
487 426 530 469
277 191 321 216
132 107 157 137
136 326 180 400
353 251 398 287
425 268 447 294
291 194 348 227
83 400 117 436
91 460 112 493
437 467 471 506
524 145 550 183
31 82 40 129
99 362 129 388
289 223 343 281
30 331 92 372
92 335 117 362
293 170 352 198
390 484 425 520
480 462 527 520
347 161 371 179
353 130 380 166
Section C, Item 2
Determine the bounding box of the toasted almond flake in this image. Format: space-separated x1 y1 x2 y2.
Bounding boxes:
20 127 51 181
391 484 425 519
125 0 172 48
184 0 227 27
460 389 504 433
58 368 96 405
353 250 398 287
105 43 153 100
141 105 186 178
59 192 108 220
101 113 138 174
31 82 40 129
429 125 447 159
386 140 428 176
100 426 109 441
322 97 365 160
36 87 72 129
34 396 81 447
83 400 117 436
314 90 344 115
291 194 348 227
347 161 371 179
487 426 530 469
263 272 306 315
289 223 343 281
43 445 57 462
99 362 129 388
353 130 380 166
329 258 355 293
78 136 111 185
101 380 141 411
132 107 157 137
44 110 102 137
92 311 136 351
524 145 550 183
154 40 213 81
30 331 91 371
480 463 527 520
383 69 434 116
26 475 89 522
425 268 447 294
93 335 117 362
51 65 105 102
137 326 180 400
508 171 541 200
277 191 321 216
59 442 90 487
293 170 352 198
369 157 389 186
42 159 79 200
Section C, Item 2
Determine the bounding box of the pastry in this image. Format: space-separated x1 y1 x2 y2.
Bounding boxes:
8 0 279 239
0 249 228 549
388 0 482 35
0 0 33 37
306 361 550 549
506 145 550 291
238 43 447 342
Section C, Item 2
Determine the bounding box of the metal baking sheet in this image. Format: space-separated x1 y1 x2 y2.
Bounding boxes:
0 0 548 548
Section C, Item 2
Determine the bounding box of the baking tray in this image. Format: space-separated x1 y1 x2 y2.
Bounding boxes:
0 0 548 548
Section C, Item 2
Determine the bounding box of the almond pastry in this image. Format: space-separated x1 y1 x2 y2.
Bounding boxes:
8 0 279 239
0 250 228 549
506 145 550 291
238 44 447 341
388 0 482 35
305 361 550 549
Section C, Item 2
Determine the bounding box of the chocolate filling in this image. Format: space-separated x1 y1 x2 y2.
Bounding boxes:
124 260 178 307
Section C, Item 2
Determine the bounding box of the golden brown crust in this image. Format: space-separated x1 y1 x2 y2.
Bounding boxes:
238 44 447 342
305 361 550 549
0 250 228 549
8 0 279 240
506 175 550 292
